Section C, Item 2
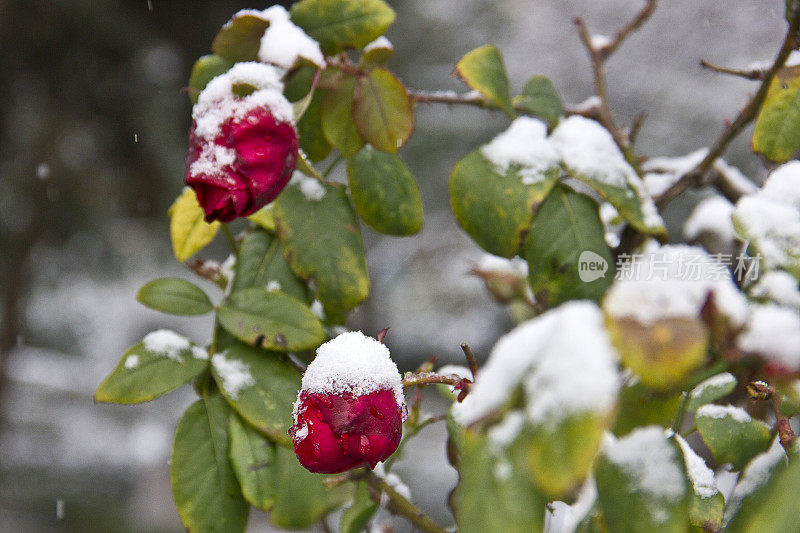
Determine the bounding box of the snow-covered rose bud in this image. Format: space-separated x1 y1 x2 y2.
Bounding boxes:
185 63 298 223
290 331 406 474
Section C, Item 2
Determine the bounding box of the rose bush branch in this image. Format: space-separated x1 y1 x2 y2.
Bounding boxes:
657 1 800 208
361 470 449 533
573 0 659 175
700 59 766 81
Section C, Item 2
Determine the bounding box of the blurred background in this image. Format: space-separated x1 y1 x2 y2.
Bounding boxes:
0 0 787 530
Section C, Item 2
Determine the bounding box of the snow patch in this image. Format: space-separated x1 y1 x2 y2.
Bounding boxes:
684 196 735 243
297 331 405 416
737 303 800 370
211 353 255 399
695 404 754 424
452 301 620 429
481 117 560 185
255 6 325 70
364 36 393 53
124 355 139 370
690 372 736 401
733 161 800 270
290 172 326 201
724 438 786 524
602 427 686 514
750 271 800 310
266 280 282 292
142 330 190 361
604 244 748 326
675 434 718 499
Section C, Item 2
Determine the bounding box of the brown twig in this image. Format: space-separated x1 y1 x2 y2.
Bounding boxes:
361 470 449 533
572 2 658 175
401 371 465 388
700 59 766 81
600 0 658 59
656 3 800 209
460 342 479 381
747 380 796 453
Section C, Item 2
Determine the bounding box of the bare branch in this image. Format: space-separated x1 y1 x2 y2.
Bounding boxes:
656 4 800 209
601 0 658 59
700 59 766 81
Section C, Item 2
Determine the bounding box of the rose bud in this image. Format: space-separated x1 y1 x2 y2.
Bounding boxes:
186 62 298 223
290 331 407 474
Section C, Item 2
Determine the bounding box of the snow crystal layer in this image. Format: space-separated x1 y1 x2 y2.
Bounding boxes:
603 427 686 505
684 196 735 243
193 61 292 139
737 303 800 370
299 331 404 411
481 117 560 185
289 171 326 201
750 271 800 310
695 404 755 424
142 330 190 361
724 438 786 524
733 161 800 270
675 434 718 499
604 244 748 326
211 353 255 399
255 6 325 69
452 301 620 428
689 372 736 401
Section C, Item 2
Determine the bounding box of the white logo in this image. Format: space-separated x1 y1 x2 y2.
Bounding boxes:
578 250 608 282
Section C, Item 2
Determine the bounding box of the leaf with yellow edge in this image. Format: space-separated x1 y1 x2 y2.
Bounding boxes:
169 187 221 262
753 65 800 163
455 45 515 118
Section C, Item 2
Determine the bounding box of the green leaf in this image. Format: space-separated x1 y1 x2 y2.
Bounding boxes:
512 75 563 126
685 372 737 413
169 187 221 262
753 66 800 163
270 445 351 528
232 229 309 303
218 288 324 351
513 412 608 499
273 181 370 314
724 443 798 532
290 0 396 55
212 12 270 62
340 481 377 533
455 45 514 117
137 278 214 316
347 146 423 235
321 73 365 156
284 64 318 102
360 39 394 69
229 413 277 512
188 54 233 104
94 337 208 404
612 382 683 437
211 342 301 446
450 149 559 257
353 68 414 153
695 405 771 470
298 90 333 161
170 395 249 533
524 184 614 306
457 432 546 533
247 205 277 232
594 428 689 533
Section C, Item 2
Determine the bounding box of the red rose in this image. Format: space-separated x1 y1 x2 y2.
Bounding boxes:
185 63 298 223
290 331 406 474
291 389 403 473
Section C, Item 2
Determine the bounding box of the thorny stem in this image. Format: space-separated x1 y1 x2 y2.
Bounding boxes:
573 0 658 176
222 224 239 256
700 59 766 81
361 470 449 533
656 2 800 209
